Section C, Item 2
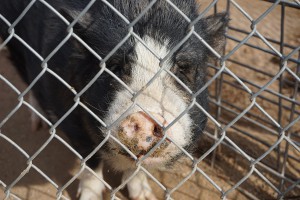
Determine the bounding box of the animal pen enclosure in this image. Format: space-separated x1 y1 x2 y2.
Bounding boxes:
0 0 299 199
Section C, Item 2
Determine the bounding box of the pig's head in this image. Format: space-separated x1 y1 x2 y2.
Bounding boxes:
64 0 228 171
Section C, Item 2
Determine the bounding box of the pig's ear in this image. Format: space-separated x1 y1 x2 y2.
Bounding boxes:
195 13 229 54
60 9 93 31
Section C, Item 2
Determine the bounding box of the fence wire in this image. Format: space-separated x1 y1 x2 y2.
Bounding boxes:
0 0 299 200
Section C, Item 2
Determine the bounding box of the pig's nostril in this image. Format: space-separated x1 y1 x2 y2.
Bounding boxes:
146 136 152 142
134 124 139 132
153 125 163 138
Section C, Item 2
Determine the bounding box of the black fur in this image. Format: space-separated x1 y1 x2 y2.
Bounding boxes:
0 0 228 169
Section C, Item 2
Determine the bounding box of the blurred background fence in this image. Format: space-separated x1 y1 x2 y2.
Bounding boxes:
204 0 300 199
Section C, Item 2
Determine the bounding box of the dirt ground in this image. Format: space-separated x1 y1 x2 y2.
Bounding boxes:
0 0 299 200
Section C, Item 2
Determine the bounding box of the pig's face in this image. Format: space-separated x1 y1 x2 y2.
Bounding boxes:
103 36 194 170
68 1 228 171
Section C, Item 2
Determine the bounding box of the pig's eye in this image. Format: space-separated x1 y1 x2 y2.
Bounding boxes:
177 64 189 74
109 64 123 75
176 64 195 83
175 61 189 70
110 64 120 71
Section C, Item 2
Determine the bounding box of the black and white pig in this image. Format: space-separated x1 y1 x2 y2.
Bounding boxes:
0 0 227 199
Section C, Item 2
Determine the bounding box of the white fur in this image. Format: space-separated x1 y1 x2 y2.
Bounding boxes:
123 170 157 200
29 91 48 131
103 37 192 170
78 163 105 200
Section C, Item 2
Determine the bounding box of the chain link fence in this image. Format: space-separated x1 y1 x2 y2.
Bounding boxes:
0 0 299 199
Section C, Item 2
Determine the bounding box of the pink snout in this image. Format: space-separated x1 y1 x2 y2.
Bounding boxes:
118 112 171 157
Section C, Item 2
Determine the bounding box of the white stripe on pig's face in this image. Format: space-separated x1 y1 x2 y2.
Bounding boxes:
103 36 193 170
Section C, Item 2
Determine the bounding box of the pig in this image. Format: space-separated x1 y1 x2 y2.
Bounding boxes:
0 0 228 199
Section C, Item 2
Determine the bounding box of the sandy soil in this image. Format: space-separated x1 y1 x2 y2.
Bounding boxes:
1 0 299 199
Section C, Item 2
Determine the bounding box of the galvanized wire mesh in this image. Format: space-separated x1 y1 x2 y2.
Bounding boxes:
0 0 299 199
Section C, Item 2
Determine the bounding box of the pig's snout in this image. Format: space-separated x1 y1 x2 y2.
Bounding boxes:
118 112 170 157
